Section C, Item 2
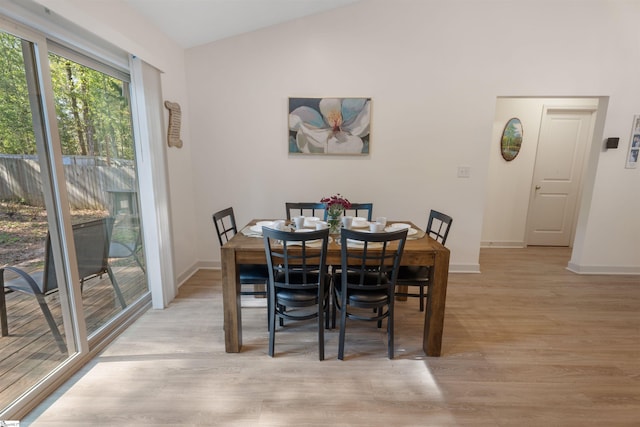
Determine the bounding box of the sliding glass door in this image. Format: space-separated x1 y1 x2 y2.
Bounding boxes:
0 29 71 410
0 20 149 415
48 49 148 337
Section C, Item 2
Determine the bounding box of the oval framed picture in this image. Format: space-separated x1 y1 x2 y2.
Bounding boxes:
500 118 523 161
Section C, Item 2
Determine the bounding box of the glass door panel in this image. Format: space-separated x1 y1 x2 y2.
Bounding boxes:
0 31 70 410
48 52 148 337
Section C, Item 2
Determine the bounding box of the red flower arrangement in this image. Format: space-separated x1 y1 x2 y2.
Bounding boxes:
321 193 352 216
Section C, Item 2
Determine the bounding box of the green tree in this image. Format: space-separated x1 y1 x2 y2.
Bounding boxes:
0 32 36 155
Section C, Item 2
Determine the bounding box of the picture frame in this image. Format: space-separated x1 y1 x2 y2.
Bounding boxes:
500 117 523 161
626 115 640 169
288 97 371 155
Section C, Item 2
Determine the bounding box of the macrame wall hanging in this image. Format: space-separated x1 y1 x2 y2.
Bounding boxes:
164 100 183 148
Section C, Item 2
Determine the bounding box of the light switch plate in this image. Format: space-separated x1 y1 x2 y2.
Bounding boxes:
457 166 471 178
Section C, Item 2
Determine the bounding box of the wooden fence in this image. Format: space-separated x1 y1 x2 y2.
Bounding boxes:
0 155 136 210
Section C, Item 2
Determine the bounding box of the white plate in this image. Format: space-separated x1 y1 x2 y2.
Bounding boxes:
295 228 314 233
384 225 418 236
346 239 366 245
387 223 411 230
351 218 370 228
303 217 320 227
249 225 264 233
256 221 275 227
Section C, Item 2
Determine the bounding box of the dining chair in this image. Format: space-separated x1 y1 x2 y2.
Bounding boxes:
285 202 326 220
342 202 373 221
334 227 408 360
262 227 331 360
395 209 453 311
212 207 269 298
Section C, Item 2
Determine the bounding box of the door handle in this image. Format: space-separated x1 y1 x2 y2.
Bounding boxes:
535 185 541 190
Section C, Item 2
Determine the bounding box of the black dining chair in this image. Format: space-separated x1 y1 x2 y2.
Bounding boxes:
285 202 326 220
395 209 452 311
334 227 408 360
262 227 331 360
341 202 373 221
212 207 269 298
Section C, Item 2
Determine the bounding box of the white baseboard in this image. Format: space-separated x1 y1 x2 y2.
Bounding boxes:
566 262 640 275
449 263 480 273
175 261 210 288
480 241 526 248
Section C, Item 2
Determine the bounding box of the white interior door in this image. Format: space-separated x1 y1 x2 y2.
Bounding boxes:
526 106 596 246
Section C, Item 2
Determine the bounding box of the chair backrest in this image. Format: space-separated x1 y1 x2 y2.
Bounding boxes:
285 202 326 220
212 207 238 246
343 203 373 221
339 228 408 291
42 218 113 294
262 227 330 290
426 210 453 245
74 218 112 280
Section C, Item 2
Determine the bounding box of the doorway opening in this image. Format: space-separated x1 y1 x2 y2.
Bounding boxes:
481 97 606 249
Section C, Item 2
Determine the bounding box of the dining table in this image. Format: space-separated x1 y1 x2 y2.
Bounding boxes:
221 219 450 357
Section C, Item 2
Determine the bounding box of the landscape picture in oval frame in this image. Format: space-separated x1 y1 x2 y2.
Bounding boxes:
500 117 523 161
288 97 371 155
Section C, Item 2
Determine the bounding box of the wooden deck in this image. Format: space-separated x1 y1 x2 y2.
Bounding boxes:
0 260 147 410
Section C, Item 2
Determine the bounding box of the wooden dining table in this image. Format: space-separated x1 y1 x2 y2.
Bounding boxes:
221 219 450 357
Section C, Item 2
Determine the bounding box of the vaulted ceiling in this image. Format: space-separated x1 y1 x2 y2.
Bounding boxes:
124 0 360 48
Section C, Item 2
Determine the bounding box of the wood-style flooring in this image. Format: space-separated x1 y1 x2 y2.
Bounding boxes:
21 247 640 426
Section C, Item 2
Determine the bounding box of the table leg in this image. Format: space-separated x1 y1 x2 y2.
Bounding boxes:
396 285 408 301
221 247 242 352
423 249 449 356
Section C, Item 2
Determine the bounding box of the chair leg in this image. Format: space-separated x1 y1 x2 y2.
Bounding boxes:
133 251 146 273
35 293 68 354
106 267 127 309
1 288 8 337
388 302 394 359
268 289 276 357
338 300 348 360
419 284 425 312
318 300 325 361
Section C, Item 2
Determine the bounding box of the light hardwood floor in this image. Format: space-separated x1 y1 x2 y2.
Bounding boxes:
21 247 640 426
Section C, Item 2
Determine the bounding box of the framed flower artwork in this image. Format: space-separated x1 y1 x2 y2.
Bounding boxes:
288 97 371 155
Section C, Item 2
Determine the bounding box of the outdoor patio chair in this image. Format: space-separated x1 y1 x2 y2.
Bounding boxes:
108 216 145 273
1 218 127 354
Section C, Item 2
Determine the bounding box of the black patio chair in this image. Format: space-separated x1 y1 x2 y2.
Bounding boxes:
1 218 127 354
108 216 145 273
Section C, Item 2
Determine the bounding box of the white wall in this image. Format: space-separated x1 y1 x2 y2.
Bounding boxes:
33 0 640 277
187 0 640 274
483 97 601 248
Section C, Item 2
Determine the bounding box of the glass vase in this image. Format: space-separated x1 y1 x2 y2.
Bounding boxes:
327 211 343 234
